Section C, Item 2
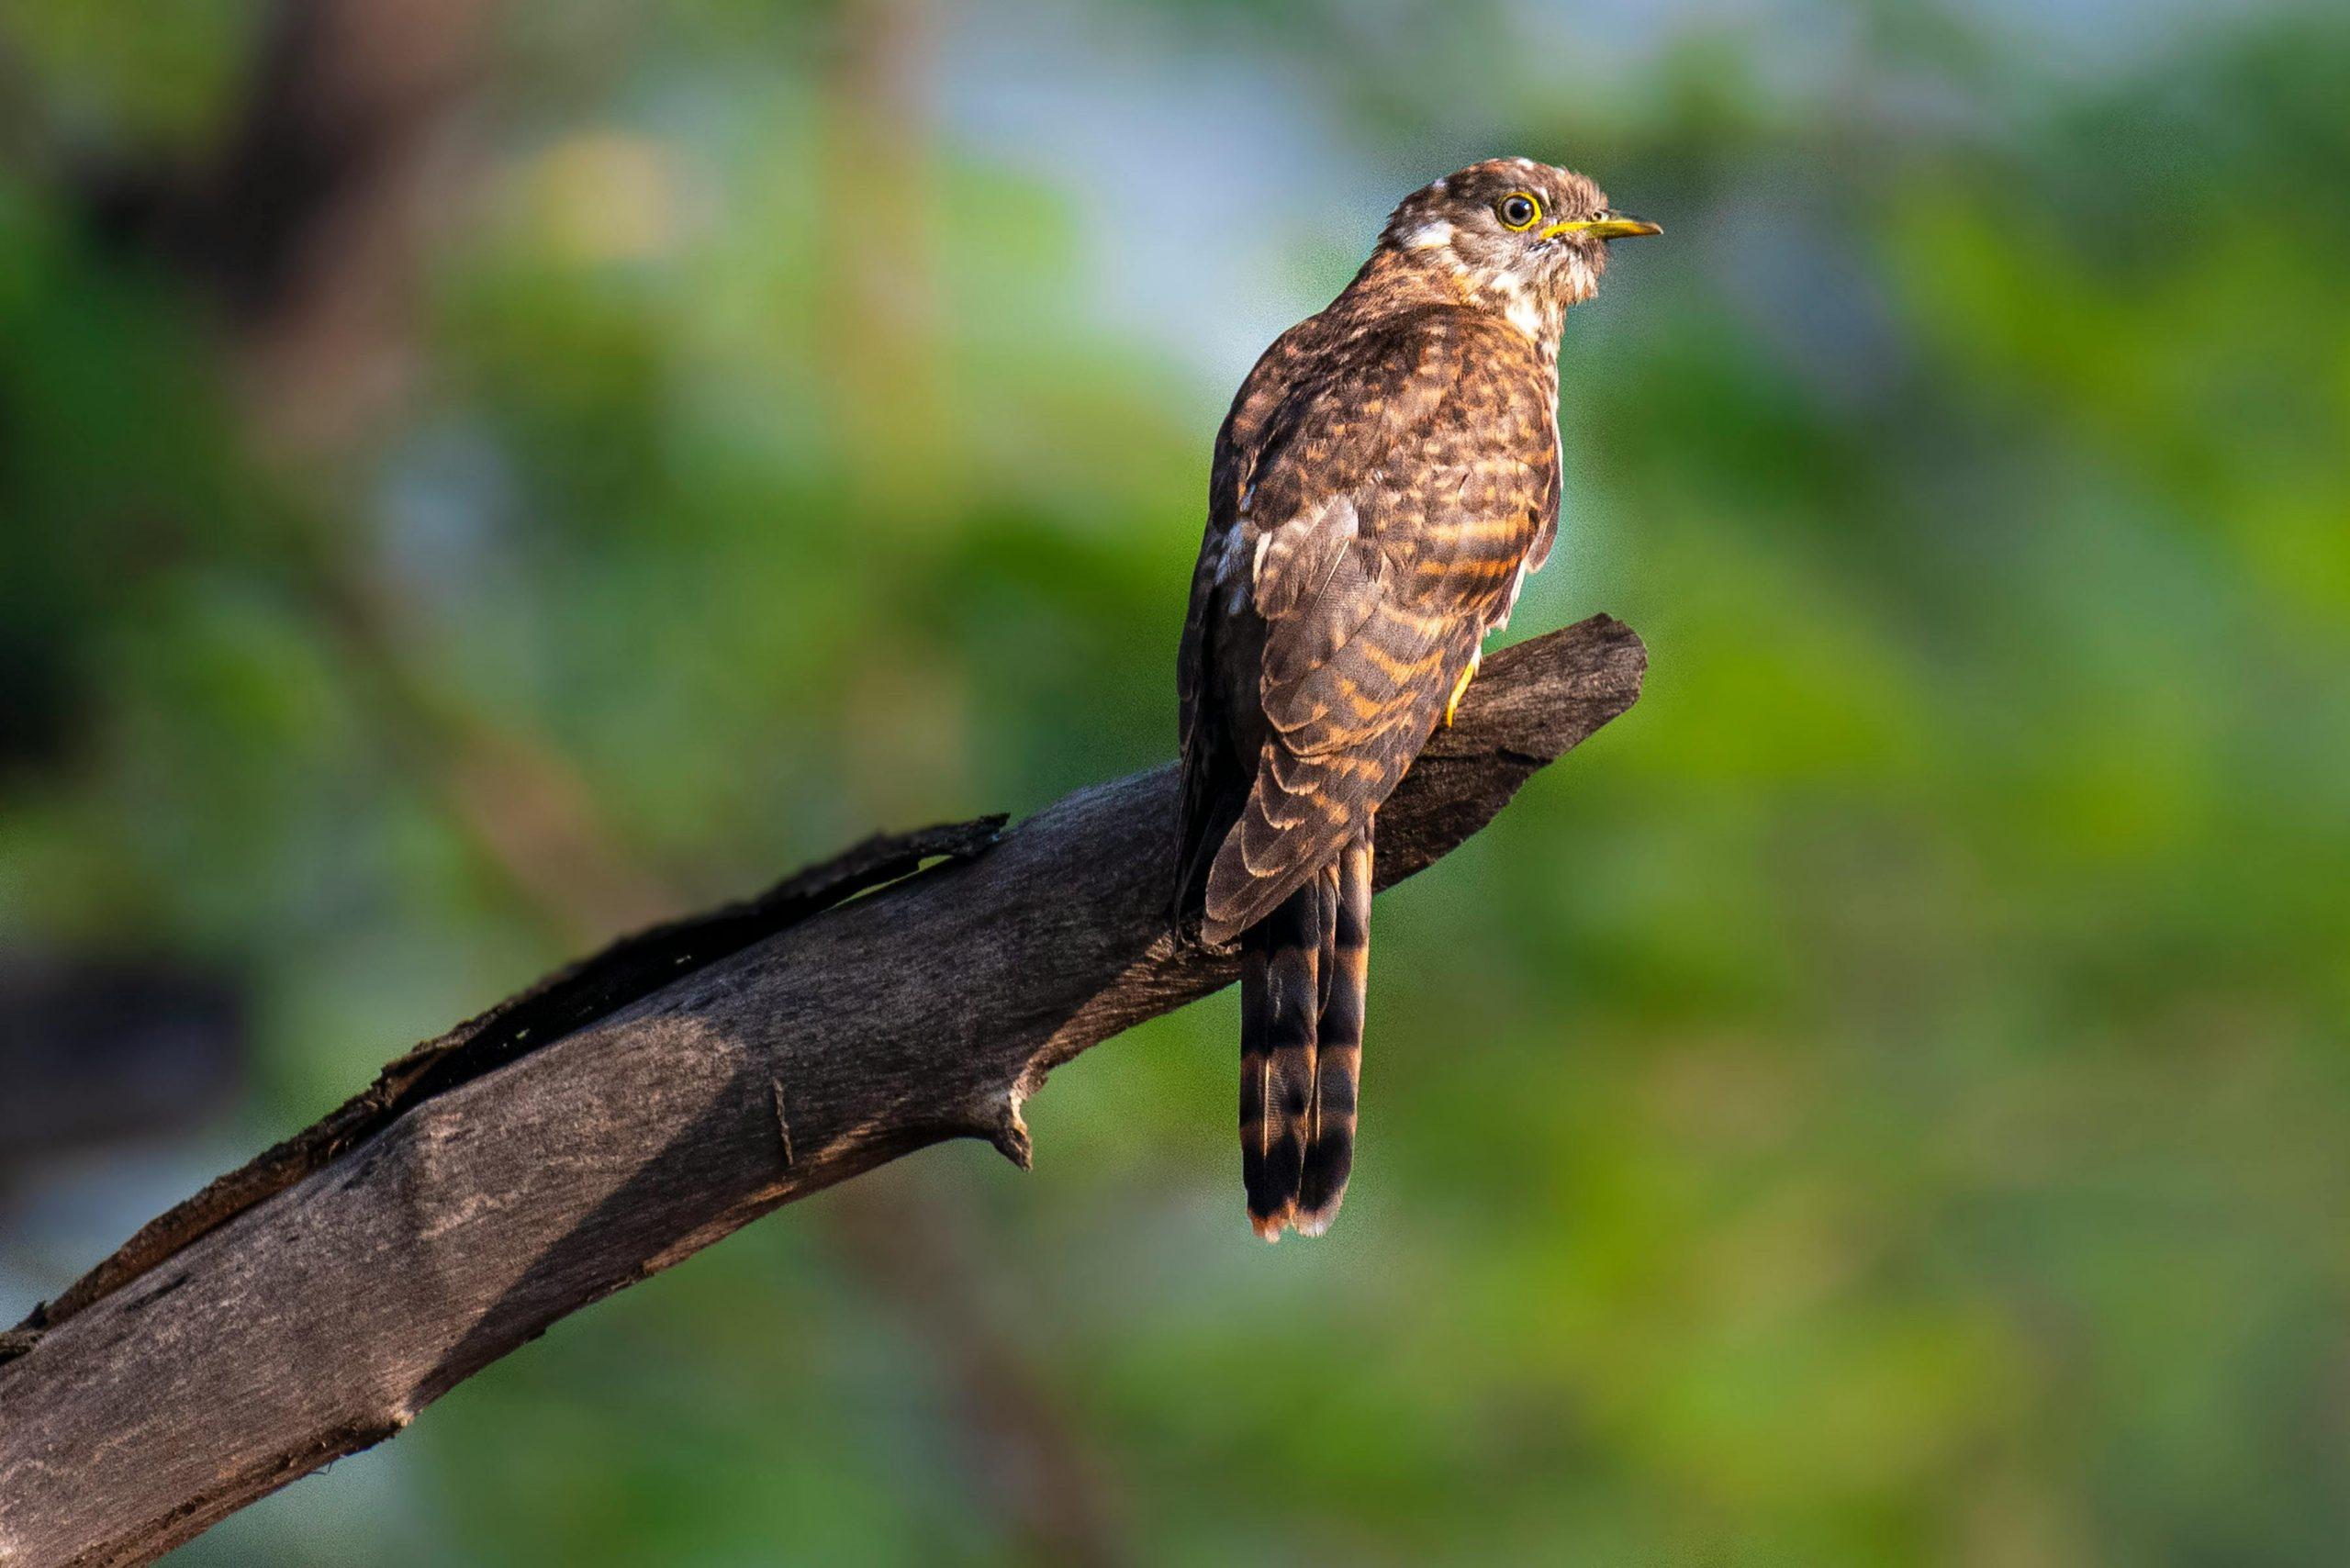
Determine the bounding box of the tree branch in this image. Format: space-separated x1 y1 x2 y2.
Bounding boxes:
0 615 1643 1568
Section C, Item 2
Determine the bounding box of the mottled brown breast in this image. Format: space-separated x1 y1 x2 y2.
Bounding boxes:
1176 294 1561 938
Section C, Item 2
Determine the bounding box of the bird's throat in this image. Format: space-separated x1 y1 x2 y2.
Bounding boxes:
1353 248 1568 360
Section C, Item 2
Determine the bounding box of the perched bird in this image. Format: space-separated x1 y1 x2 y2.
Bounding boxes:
1176 157 1659 1239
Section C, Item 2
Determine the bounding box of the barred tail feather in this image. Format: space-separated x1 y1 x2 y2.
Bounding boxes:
1296 832 1370 1236
1239 882 1323 1239
1237 832 1371 1242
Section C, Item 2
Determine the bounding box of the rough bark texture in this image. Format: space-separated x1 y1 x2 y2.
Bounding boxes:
0 615 1644 1568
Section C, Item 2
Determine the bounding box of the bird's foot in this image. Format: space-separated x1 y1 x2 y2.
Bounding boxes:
1443 647 1483 727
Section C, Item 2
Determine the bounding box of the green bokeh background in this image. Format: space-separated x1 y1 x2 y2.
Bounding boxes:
4 1 2347 1562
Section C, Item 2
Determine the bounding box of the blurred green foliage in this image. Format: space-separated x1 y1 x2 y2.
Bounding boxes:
4 1 2347 1563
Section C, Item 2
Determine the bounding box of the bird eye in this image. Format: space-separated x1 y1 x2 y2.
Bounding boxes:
1497 193 1540 230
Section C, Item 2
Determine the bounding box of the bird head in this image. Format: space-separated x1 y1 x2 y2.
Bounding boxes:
1374 157 1660 330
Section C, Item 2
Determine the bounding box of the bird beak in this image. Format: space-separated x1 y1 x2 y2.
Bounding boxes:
1539 213 1662 241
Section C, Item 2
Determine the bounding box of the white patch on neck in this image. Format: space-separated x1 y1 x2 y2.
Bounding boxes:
1403 219 1454 250
1560 249 1599 303
1485 272 1548 342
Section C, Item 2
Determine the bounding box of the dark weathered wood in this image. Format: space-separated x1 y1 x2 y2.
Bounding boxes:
0 615 1644 1568
8 815 1007 1350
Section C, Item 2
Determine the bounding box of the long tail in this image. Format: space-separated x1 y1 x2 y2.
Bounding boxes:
1297 832 1370 1236
1238 828 1371 1240
1239 879 1320 1239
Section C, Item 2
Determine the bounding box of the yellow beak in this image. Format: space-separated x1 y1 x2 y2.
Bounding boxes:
1539 214 1662 241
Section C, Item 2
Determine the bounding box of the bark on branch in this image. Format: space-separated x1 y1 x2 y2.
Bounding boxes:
0 615 1644 1568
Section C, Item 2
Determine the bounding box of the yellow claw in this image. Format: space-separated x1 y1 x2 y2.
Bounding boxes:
1443 647 1482 728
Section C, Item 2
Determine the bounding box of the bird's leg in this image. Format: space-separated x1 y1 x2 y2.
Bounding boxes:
1443 645 1483 727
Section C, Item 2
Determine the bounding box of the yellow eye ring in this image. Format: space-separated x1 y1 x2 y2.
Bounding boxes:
1497 192 1542 230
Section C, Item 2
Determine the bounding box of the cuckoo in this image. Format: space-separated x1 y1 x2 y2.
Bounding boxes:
1175 157 1659 1239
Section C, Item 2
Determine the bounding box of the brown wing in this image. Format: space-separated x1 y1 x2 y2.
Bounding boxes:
1174 530 1229 923
1177 317 1326 924
1198 309 1559 944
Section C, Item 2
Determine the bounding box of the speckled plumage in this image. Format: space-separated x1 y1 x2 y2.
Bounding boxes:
1175 157 1656 1239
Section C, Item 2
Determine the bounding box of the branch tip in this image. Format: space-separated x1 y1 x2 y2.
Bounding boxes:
989 1095 1034 1171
